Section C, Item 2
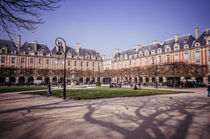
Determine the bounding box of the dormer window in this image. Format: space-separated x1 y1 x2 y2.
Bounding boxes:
144 50 149 56
139 51 143 57
157 48 162 54
125 54 128 59
184 44 189 49
165 46 171 52
195 42 200 47
151 50 155 55
129 55 132 59
1 49 6 53
28 46 31 50
174 44 180 51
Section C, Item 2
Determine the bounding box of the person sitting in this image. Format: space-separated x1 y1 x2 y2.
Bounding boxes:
207 83 210 97
134 84 138 90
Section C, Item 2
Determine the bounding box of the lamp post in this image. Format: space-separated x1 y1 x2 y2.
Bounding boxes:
55 37 67 99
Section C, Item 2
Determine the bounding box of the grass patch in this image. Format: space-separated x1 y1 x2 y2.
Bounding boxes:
0 86 47 93
25 86 192 100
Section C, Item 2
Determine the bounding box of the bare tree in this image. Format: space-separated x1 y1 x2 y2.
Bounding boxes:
0 0 61 40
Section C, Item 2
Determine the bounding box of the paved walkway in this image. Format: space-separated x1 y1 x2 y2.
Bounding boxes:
0 88 210 139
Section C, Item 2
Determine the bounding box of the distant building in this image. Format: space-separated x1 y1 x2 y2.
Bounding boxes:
102 55 113 70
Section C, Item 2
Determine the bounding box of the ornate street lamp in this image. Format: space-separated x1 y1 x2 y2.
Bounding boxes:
55 37 67 99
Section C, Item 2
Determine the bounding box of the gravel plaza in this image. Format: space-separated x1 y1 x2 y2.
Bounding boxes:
0 87 210 139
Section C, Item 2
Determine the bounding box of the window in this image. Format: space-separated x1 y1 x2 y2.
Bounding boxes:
21 58 25 63
157 48 162 54
11 57 15 64
151 50 155 55
68 61 71 66
139 59 142 65
184 53 189 61
129 60 131 65
166 55 170 62
2 49 6 53
145 51 149 56
195 51 200 59
1 57 5 63
47 59 50 64
74 61 77 67
38 59 42 64
30 58 34 63
208 49 210 58
195 42 200 47
175 54 179 61
81 61 83 67
54 60 57 64
208 40 210 45
158 56 162 63
152 57 155 64
184 44 189 49
93 62 95 67
61 60 64 65
174 45 179 51
145 57 148 64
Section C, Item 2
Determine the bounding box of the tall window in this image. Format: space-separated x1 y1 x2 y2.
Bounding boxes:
158 56 162 63
208 49 210 58
145 57 148 64
184 53 189 61
81 61 83 67
175 54 179 61
21 58 25 63
195 51 200 59
30 58 34 63
68 61 71 67
46 59 50 64
152 57 155 64
1 57 5 63
11 57 15 63
38 59 42 64
166 55 170 62
129 60 131 65
74 61 77 67
93 62 95 68
87 62 89 68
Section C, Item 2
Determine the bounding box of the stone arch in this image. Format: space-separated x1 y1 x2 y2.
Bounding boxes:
44 77 50 83
28 77 34 84
10 77 16 84
19 77 25 84
37 76 42 80
0 77 5 85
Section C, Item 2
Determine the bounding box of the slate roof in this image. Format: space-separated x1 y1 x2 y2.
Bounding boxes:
21 42 50 55
0 39 17 52
113 34 197 60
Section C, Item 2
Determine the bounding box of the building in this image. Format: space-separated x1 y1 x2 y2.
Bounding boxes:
0 35 103 85
110 28 210 85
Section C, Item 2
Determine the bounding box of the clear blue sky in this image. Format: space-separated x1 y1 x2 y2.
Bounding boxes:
4 0 210 55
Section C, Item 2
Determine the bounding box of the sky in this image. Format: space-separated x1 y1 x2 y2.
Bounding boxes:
2 0 210 55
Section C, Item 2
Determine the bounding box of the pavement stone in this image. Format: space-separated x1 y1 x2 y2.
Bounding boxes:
0 88 210 139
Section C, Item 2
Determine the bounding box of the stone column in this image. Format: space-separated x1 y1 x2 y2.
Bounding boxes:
191 77 196 82
143 77 146 83
15 77 19 84
6 77 9 83
181 77 185 82
163 77 167 83
83 77 86 84
149 77 152 83
156 77 159 83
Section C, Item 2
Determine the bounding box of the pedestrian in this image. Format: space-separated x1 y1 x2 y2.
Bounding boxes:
207 83 210 97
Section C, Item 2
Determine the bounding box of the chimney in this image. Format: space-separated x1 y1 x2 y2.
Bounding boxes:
175 34 179 42
114 48 119 55
76 43 80 53
135 45 141 51
17 35 21 50
195 27 199 39
34 40 37 52
153 40 157 46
